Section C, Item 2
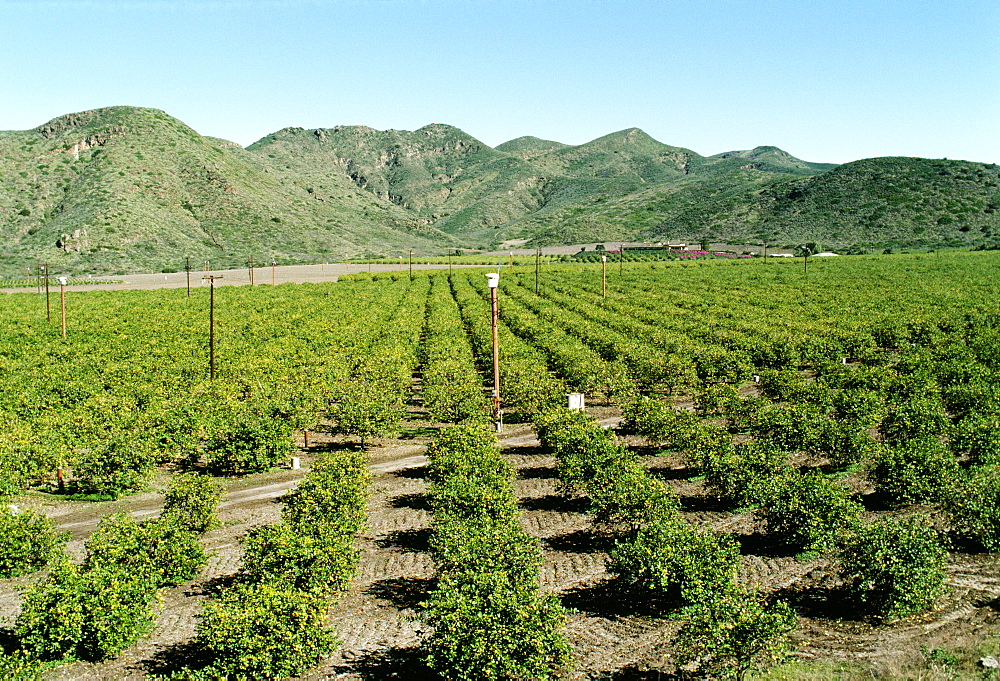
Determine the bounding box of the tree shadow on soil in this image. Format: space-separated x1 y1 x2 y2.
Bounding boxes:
736 531 802 558
560 577 675 619
678 494 731 513
519 494 590 513
376 528 432 552
647 466 701 481
365 577 435 609
187 573 240 597
392 467 427 480
390 492 430 510
505 445 546 457
593 668 679 680
517 465 559 479
772 583 863 621
543 528 617 553
338 645 433 679
142 639 214 678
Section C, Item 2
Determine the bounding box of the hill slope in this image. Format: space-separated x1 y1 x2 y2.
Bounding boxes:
0 107 449 275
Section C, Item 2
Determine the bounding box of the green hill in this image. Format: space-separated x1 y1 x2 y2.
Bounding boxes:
2 106 997 276
0 107 449 275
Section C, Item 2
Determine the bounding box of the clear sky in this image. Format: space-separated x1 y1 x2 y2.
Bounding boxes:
1 0 997 165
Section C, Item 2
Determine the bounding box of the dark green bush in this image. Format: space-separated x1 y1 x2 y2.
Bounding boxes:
944 466 1000 550
0 508 67 578
161 472 223 535
759 471 861 553
608 518 739 606
871 436 961 504
674 590 797 680
430 517 540 589
193 582 337 680
702 439 793 508
241 521 359 594
422 570 572 680
951 412 1000 466
205 411 293 476
839 517 947 620
72 436 155 498
880 393 951 445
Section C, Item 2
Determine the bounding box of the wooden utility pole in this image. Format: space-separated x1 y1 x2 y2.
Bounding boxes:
203 275 223 379
486 273 501 430
43 263 51 322
619 245 624 275
185 257 191 297
58 277 67 338
409 249 413 281
602 255 607 298
534 247 540 295
271 260 277 286
248 256 255 286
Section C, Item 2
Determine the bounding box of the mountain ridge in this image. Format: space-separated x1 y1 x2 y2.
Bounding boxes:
1 105 997 275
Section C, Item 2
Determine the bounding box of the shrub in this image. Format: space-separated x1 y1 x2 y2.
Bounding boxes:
759 472 861 553
702 440 793 508
951 412 1000 466
240 521 359 594
72 436 155 498
282 450 371 535
422 570 572 680
589 460 680 527
430 517 540 589
0 508 67 578
944 466 1000 550
673 590 797 680
880 393 951 445
205 411 293 475
331 380 403 446
608 518 739 607
193 582 337 680
871 437 961 505
84 512 207 587
16 555 157 661
839 517 947 620
161 472 223 535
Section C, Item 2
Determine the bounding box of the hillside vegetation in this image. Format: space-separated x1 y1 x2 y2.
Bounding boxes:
1 106 998 275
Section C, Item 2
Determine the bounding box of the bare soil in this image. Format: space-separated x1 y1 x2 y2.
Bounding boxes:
4 406 1000 680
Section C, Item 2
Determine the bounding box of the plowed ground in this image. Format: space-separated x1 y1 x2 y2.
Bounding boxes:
4 406 1000 679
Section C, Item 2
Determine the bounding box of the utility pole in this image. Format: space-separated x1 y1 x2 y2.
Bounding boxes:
602 255 607 298
58 277 67 338
43 263 51 323
185 257 191 297
486 272 501 432
203 275 223 380
271 260 277 286
409 249 413 281
534 247 540 295
248 256 255 286
619 245 624 275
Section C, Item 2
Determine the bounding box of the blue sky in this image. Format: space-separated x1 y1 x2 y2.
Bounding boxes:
1 0 997 164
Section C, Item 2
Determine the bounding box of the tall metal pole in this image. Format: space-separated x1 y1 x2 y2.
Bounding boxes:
204 275 223 379
271 260 276 286
248 256 254 286
186 257 191 297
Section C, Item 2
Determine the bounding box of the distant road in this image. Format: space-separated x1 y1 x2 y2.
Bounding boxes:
0 262 491 294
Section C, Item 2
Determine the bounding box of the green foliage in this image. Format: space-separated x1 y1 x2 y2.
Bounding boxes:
608 518 740 606
161 472 223 535
674 590 797 680
871 436 961 504
204 411 293 476
422 570 573 681
759 471 862 553
281 450 371 536
71 436 155 498
880 392 952 445
16 555 157 662
944 466 1000 551
839 517 947 620
193 582 337 680
951 412 1000 466
241 521 359 594
0 508 67 578
702 439 793 508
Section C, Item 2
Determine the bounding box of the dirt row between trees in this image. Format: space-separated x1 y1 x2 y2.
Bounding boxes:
4 409 1000 679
